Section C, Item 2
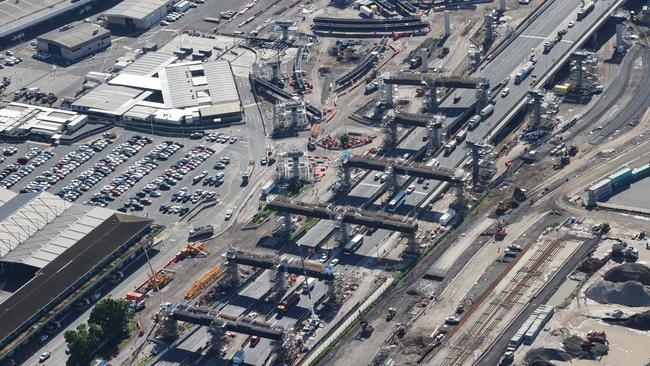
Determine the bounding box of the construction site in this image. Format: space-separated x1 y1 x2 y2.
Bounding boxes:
5 0 650 365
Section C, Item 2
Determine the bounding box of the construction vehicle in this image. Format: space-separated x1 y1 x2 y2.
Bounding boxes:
185 265 222 299
496 188 527 215
138 269 175 294
386 307 396 321
359 311 374 337
176 241 208 260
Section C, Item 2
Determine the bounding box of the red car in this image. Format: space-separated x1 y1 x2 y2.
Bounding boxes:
250 336 260 347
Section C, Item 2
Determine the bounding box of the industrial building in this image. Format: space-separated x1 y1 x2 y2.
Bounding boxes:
0 188 154 361
0 103 88 141
0 0 97 41
104 0 174 30
37 23 111 62
72 52 242 128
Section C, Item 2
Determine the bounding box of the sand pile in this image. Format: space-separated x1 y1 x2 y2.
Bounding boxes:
604 263 650 285
605 310 650 331
586 280 650 307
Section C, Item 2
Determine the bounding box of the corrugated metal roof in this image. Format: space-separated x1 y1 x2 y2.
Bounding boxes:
160 61 239 109
609 167 632 180
204 61 240 104
72 84 143 112
121 51 177 77
104 0 172 21
38 23 110 50
0 0 95 38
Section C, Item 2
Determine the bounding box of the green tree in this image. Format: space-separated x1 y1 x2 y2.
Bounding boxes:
89 298 131 341
339 134 350 145
64 323 102 366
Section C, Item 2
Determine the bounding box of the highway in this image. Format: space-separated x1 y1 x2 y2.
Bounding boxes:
305 0 621 244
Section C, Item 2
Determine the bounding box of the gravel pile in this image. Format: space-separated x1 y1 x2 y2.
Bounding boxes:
605 310 650 331
604 263 650 285
563 335 608 359
586 280 650 307
525 347 573 365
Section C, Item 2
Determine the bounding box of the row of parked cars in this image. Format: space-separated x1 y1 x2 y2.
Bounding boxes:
117 144 213 212
53 136 146 201
93 140 180 210
5 148 54 190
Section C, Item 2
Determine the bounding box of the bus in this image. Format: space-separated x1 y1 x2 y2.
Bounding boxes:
388 191 407 212
577 1 594 20
344 234 364 254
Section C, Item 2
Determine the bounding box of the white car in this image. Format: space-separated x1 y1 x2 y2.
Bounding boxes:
374 172 382 181
568 21 575 28
406 184 415 194
39 351 51 362
225 209 233 220
501 88 510 98
329 258 339 266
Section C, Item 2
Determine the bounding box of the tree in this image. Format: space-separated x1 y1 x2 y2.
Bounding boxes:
64 323 102 366
89 298 131 341
339 134 350 146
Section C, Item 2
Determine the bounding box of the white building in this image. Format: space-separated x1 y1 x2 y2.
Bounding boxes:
104 0 174 30
37 23 111 62
0 103 88 141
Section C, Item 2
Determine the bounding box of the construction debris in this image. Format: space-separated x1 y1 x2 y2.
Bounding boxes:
185 266 223 299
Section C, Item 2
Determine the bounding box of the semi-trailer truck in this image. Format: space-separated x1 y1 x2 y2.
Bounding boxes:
514 61 534 84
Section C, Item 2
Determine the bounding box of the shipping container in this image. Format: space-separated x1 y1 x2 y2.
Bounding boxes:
609 167 633 187
632 163 650 179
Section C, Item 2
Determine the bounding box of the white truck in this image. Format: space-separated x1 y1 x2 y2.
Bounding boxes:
360 5 374 18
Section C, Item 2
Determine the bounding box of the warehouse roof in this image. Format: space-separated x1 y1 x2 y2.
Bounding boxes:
0 212 153 347
0 0 95 39
104 0 172 21
73 84 144 113
38 23 110 50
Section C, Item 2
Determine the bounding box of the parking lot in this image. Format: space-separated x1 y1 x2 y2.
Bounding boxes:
0 127 262 225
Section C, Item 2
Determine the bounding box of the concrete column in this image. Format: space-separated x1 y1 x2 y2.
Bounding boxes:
384 82 394 108
342 164 352 188
160 313 180 341
484 14 494 41
467 141 481 188
427 120 442 155
405 232 420 255
207 326 226 356
291 156 300 180
424 84 437 111
499 0 506 12
443 11 451 36
528 89 543 127
616 23 625 53
326 279 338 305
275 263 287 293
475 78 490 112
270 61 281 81
290 105 299 127
226 248 240 286
337 219 349 245
452 181 465 209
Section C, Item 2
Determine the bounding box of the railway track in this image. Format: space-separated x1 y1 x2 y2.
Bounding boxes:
436 238 565 366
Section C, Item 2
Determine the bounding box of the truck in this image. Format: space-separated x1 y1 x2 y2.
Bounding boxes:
174 0 192 12
344 234 364 254
577 1 594 20
479 104 494 117
439 208 455 225
302 277 316 293
444 139 457 155
455 129 467 142
278 291 300 311
514 61 534 84
189 225 213 239
360 5 374 18
543 40 553 54
260 180 276 198
468 114 481 130
241 162 253 185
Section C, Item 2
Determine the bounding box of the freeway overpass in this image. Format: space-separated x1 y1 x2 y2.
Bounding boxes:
343 154 462 183
266 199 418 234
169 309 284 340
383 72 483 89
225 249 334 280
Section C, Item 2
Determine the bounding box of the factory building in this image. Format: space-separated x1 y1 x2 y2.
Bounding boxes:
0 0 97 41
104 0 174 30
37 23 111 62
0 188 154 361
72 50 242 129
0 103 88 142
